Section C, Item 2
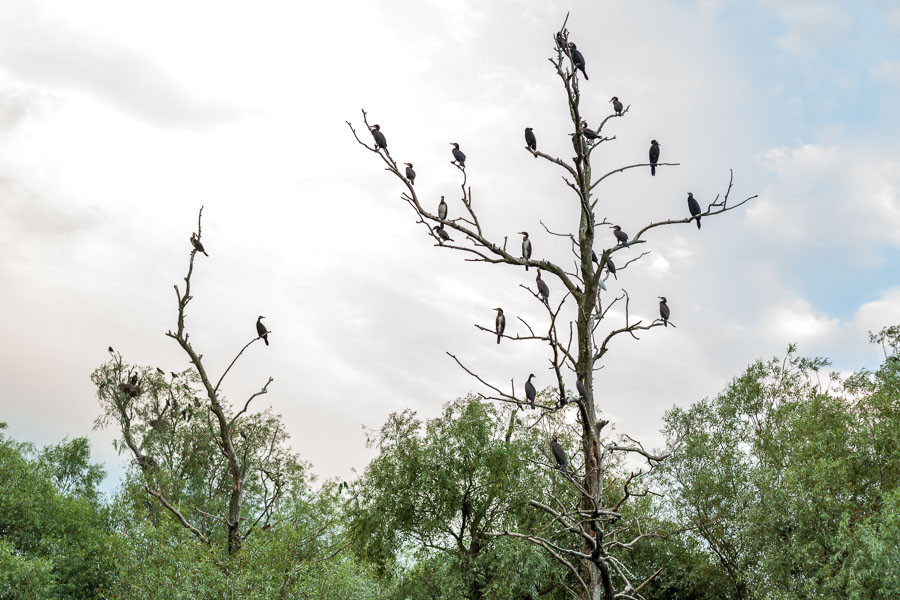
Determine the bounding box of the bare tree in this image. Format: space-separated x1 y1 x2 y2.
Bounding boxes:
348 16 756 600
94 208 286 555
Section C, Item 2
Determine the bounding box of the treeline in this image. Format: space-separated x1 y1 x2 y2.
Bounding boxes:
1 325 897 599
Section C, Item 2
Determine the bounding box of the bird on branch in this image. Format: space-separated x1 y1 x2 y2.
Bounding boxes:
581 121 600 141
607 258 617 280
494 308 506 344
550 437 568 473
370 124 387 150
404 162 416 185
536 268 550 307
611 96 624 116
524 127 537 154
190 233 208 257
649 140 660 176
433 225 453 244
576 373 589 404
658 297 670 327
438 195 447 222
612 225 629 247
256 316 269 346
520 232 532 270
525 373 537 409
567 42 589 80
451 143 466 168
687 192 702 229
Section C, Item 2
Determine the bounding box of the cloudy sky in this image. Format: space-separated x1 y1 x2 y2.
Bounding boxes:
1 0 899 489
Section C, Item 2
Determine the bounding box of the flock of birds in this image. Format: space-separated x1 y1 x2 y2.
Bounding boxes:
364 33 708 476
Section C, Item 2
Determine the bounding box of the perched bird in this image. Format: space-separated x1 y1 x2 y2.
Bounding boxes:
256 316 269 345
108 346 114 353
581 121 600 140
119 373 142 398
607 258 617 280
658 297 670 327
433 225 453 244
550 437 568 474
370 124 387 150
520 232 532 270
524 127 537 154
649 140 660 176
190 234 208 257
612 225 629 247
438 195 448 222
404 163 416 185
494 308 506 344
156 367 164 375
591 250 599 267
536 268 550 307
611 96 624 116
568 42 589 80
576 374 589 403
524 374 536 409
451 143 466 168
687 192 702 229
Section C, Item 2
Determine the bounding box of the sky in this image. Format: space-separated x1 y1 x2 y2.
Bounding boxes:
1 0 899 491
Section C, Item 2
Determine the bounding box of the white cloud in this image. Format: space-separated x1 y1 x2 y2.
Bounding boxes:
768 1 853 58
760 298 839 343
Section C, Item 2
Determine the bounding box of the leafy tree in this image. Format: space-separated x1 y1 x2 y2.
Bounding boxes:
0 424 118 599
352 396 573 599
658 326 900 600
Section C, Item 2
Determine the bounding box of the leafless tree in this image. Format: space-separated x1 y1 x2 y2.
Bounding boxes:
348 16 756 600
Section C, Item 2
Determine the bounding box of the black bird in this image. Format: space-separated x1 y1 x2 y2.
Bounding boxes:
687 192 702 229
404 163 416 185
607 258 617 280
612 225 629 247
610 96 623 116
524 127 537 154
536 268 550 307
569 133 587 160
576 374 589 403
438 195 447 222
567 42 588 80
649 140 660 176
581 121 600 140
190 234 208 257
370 124 387 150
433 225 453 244
451 143 466 168
524 374 536 409
520 232 532 270
550 437 568 474
494 308 506 344
156 367 164 375
108 346 114 353
256 316 269 345
658 297 670 327
591 250 599 267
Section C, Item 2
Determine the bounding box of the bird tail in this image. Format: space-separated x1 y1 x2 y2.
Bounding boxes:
664 320 668 328
264 335 269 346
530 399 535 409
496 335 501 344
696 217 702 230
651 165 656 176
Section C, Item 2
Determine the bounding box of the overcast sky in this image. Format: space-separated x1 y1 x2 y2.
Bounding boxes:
1 0 899 490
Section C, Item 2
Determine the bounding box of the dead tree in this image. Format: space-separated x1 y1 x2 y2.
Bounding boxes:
348 16 756 600
94 207 278 555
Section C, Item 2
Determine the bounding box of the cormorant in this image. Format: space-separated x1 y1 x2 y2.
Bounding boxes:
567 43 588 80
536 268 550 307
519 232 532 270
649 140 660 176
550 437 568 473
451 143 466 168
433 225 453 244
524 127 537 154
524 374 536 409
494 308 506 344
687 192 702 229
256 316 269 345
581 121 600 140
607 258 617 280
404 163 416 185
190 234 208 257
370 124 387 150
611 96 624 116
612 225 629 247
108 346 114 353
576 374 589 403
156 367 164 375
438 195 447 222
658 297 670 327
591 250 599 266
